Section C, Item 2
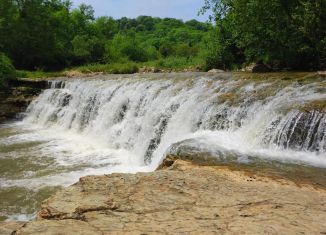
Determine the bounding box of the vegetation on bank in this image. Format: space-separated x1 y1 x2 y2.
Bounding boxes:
0 0 210 73
71 57 204 74
0 53 16 88
15 57 204 80
201 0 326 70
0 0 325 84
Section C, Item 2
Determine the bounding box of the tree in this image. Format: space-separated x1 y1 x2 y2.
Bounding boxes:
6 0 73 70
159 43 174 57
0 0 19 55
71 35 104 64
185 19 209 31
95 16 118 39
0 53 16 88
201 0 326 70
136 16 155 31
0 3 211 71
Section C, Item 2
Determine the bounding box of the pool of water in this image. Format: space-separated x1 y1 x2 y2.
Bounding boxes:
0 122 149 221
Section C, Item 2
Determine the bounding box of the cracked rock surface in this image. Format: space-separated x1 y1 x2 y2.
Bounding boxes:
11 160 326 234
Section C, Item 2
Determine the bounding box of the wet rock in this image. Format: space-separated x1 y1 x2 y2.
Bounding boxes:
164 138 242 165
240 63 255 72
252 63 272 73
157 155 178 170
15 160 326 234
0 79 45 123
9 79 48 90
0 90 36 123
139 67 162 73
207 69 225 73
241 63 272 73
317 71 326 77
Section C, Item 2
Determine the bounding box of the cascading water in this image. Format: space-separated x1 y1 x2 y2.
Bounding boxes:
0 72 325 220
26 73 326 166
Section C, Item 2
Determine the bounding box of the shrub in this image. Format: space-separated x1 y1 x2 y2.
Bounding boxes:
110 63 139 74
0 53 16 88
121 44 148 62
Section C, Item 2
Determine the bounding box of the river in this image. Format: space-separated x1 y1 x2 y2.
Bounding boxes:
0 72 325 221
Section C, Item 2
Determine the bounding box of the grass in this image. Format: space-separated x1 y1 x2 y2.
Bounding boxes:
15 57 206 80
73 62 139 74
143 57 205 71
298 100 326 113
16 70 65 80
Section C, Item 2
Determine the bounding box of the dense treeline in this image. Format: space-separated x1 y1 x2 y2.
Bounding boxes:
0 0 210 71
201 0 326 70
0 0 325 84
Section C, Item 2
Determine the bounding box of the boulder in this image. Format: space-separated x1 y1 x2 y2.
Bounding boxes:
252 63 272 73
317 71 326 77
207 69 225 73
139 67 162 73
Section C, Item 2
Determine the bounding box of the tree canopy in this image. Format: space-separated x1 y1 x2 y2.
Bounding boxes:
0 0 324 73
0 0 210 71
201 0 326 70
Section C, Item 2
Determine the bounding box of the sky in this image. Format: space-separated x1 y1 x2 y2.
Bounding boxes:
71 0 210 22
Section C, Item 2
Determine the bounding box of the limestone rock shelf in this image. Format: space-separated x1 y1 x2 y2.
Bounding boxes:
0 79 46 123
5 160 326 235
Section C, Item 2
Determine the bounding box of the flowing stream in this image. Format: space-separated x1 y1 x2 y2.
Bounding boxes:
0 72 325 221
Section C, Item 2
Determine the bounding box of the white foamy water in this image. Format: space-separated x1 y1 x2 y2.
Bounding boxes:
1 73 326 190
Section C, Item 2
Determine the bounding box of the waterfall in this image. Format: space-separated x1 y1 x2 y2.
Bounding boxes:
24 73 326 170
1 72 325 221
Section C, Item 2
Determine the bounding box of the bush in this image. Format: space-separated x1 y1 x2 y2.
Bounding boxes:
0 53 16 88
120 44 148 62
159 43 174 57
110 63 139 74
175 44 198 58
15 70 64 79
145 56 205 71
71 35 105 65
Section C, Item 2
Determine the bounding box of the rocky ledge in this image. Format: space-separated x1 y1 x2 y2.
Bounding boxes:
0 79 46 123
3 158 325 235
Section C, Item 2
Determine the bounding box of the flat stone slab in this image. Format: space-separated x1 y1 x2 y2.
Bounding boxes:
0 221 25 235
14 160 326 234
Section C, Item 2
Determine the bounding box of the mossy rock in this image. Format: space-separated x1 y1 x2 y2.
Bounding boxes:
218 92 239 105
299 100 326 113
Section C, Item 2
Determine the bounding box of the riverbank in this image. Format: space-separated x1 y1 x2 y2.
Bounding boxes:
2 158 326 234
0 80 47 123
15 59 204 80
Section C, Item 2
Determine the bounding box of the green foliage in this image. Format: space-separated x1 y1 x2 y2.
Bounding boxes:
201 0 326 70
145 57 205 70
2 0 322 74
71 35 104 64
15 70 64 80
175 44 199 58
0 53 15 88
0 0 209 73
202 23 244 70
159 43 174 57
